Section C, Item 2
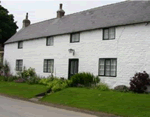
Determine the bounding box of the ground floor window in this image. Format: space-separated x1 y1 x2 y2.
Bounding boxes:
99 58 117 77
43 59 54 73
16 59 23 71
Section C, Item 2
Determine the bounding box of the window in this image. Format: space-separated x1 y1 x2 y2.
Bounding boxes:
99 58 117 77
46 37 54 46
70 33 80 43
18 41 23 49
103 27 115 40
16 60 23 71
43 59 54 73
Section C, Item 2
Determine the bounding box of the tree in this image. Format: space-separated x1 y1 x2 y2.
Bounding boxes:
0 2 18 46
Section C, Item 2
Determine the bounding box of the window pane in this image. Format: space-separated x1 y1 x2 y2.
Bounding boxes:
47 60 50 72
51 60 54 73
99 59 105 75
44 59 54 73
105 60 111 76
16 60 23 71
99 58 117 76
111 71 116 76
104 29 109 39
109 28 115 39
71 33 79 42
47 37 53 46
111 59 116 76
44 60 47 72
49 60 54 73
18 42 23 48
99 70 104 75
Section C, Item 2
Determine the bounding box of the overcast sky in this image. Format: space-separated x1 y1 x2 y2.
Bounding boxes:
1 0 125 30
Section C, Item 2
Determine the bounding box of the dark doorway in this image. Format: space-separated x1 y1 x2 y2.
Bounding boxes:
68 59 79 79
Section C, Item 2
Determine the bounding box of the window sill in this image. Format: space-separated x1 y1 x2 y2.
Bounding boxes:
98 75 117 77
103 38 115 40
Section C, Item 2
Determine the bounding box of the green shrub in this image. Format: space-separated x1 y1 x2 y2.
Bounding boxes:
0 75 18 82
95 83 110 91
17 67 36 80
47 79 71 92
3 60 10 76
0 60 11 76
70 72 100 87
0 76 6 81
39 76 59 85
26 76 41 84
51 83 62 92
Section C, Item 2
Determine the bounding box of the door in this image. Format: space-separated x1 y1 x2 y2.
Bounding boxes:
68 59 79 79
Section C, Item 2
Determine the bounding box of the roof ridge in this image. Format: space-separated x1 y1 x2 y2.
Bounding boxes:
63 0 129 17
27 0 128 27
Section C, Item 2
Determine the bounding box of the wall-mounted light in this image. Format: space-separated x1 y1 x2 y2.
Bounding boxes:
68 48 75 56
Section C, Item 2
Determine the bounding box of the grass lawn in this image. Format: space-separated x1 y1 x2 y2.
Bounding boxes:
0 81 48 98
41 88 150 117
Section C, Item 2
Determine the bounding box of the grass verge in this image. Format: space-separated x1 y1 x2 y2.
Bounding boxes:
41 88 150 117
0 81 47 98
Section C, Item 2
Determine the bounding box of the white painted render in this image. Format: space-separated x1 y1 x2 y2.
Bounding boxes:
4 23 150 88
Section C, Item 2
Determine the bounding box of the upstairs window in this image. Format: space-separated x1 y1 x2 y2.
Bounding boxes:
103 27 115 40
16 59 23 71
70 33 80 43
46 37 54 46
99 58 117 77
43 59 54 73
18 41 23 49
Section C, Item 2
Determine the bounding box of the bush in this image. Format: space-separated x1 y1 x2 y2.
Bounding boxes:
70 72 100 87
26 76 41 84
47 79 71 92
39 76 58 85
0 76 6 81
0 60 11 76
130 71 150 93
95 83 110 91
0 75 19 82
114 85 129 92
17 67 36 80
3 60 10 76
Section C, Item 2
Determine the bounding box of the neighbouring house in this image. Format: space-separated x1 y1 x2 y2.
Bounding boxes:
4 1 150 88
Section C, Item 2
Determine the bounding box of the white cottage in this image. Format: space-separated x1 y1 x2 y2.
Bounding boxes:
4 1 150 88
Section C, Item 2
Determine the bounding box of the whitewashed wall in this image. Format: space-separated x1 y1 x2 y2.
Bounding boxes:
4 23 150 88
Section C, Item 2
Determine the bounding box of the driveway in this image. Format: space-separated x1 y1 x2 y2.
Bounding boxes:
0 95 97 117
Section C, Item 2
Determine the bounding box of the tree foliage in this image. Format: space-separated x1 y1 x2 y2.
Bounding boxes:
0 3 18 45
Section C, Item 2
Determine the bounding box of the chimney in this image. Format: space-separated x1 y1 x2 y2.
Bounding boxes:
22 13 31 28
57 4 65 18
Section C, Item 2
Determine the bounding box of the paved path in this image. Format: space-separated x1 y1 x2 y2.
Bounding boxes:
0 95 97 117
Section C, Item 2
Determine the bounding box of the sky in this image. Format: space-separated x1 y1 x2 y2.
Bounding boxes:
1 0 125 30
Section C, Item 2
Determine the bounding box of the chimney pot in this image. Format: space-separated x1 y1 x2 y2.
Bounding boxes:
60 4 62 9
57 3 65 18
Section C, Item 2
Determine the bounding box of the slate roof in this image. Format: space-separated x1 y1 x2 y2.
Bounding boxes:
5 1 150 44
